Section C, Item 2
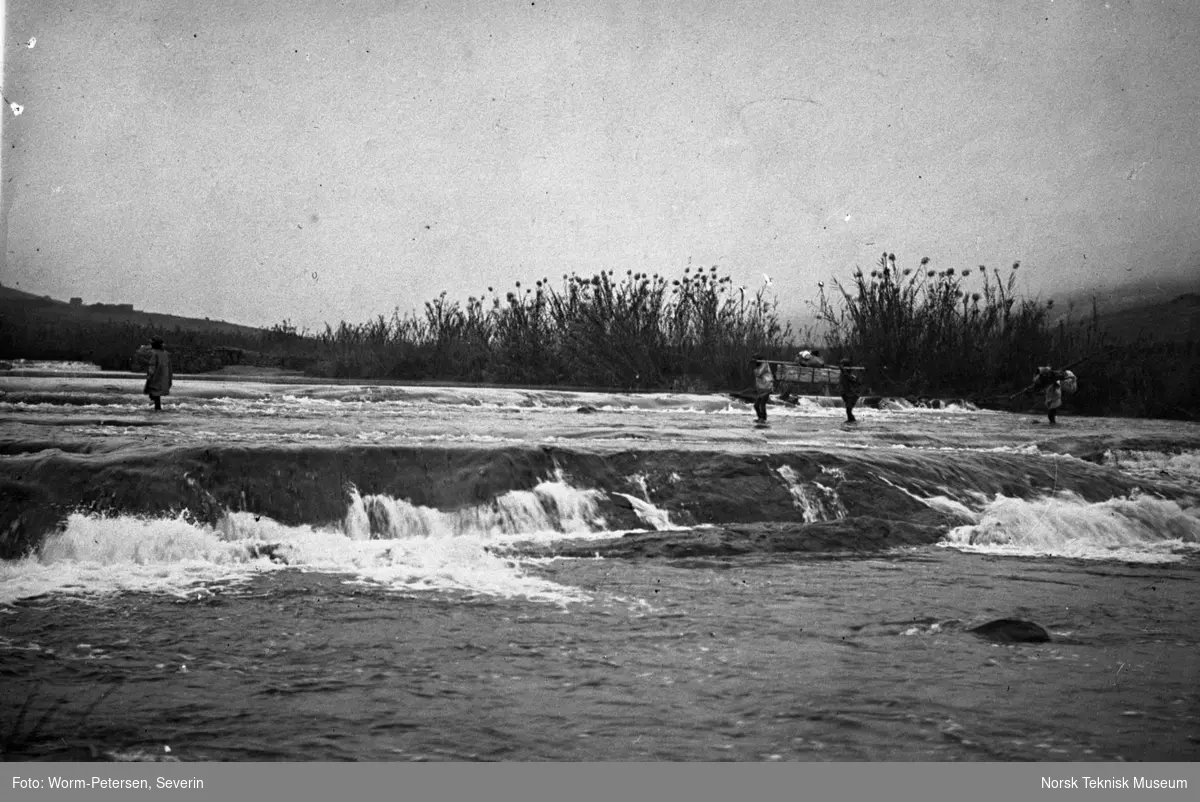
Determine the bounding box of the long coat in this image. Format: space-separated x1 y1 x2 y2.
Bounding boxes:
144 348 173 397
754 361 774 393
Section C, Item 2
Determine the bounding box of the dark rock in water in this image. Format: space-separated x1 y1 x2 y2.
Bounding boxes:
968 618 1050 643
509 517 947 561
247 543 288 564
609 493 635 510
576 406 598 414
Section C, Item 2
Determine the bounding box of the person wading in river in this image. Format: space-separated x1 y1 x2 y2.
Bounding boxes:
1012 365 1069 425
752 355 774 425
839 358 861 424
144 336 173 412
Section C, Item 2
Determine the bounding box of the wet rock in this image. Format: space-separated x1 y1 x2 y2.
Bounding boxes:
510 517 947 561
967 618 1051 643
610 493 635 510
576 406 598 414
0 442 1153 560
247 543 288 563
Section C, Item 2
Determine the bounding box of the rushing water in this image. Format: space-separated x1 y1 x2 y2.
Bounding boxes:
1 370 1198 761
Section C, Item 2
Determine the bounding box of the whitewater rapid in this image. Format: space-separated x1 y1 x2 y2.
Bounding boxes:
3 369 1199 607
3 471 1197 608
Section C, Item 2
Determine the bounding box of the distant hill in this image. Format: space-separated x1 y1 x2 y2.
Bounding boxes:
1052 290 1199 344
1094 292 1198 343
0 284 267 338
801 276 1199 348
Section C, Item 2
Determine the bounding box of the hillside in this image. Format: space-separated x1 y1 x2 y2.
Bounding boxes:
1052 290 1199 344
0 284 307 373
1096 292 1199 342
0 284 266 338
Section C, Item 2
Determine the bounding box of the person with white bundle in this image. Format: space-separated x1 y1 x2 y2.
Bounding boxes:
1012 365 1078 425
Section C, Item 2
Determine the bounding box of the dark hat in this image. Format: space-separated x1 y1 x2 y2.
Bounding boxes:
151 336 164 348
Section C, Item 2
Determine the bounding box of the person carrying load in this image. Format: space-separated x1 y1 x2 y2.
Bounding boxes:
1012 365 1078 425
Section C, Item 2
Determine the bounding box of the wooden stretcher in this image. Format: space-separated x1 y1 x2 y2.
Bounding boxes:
760 360 863 397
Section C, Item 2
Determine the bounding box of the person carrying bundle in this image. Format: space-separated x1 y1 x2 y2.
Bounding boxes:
1012 365 1077 425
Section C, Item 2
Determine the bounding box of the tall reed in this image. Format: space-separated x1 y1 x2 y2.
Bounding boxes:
814 253 1197 418
308 267 793 390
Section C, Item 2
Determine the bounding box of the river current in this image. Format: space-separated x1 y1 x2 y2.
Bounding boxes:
1 370 1198 761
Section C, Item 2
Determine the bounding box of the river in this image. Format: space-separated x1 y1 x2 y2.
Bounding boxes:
1 369 1197 761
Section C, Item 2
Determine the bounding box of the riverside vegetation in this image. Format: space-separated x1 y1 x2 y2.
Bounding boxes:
1 255 1195 419
815 254 1198 419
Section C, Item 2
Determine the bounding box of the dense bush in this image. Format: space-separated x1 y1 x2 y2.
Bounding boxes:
814 253 1197 419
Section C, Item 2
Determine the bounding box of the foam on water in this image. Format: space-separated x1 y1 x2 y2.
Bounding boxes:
775 465 847 523
613 493 674 530
228 512 591 605
1103 449 1200 486
0 512 273 605
0 480 633 607
609 474 675 530
939 491 1200 563
4 359 102 372
288 385 983 420
343 480 608 541
877 475 979 521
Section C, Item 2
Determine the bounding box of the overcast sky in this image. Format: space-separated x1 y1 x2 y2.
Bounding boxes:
2 0 1198 332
